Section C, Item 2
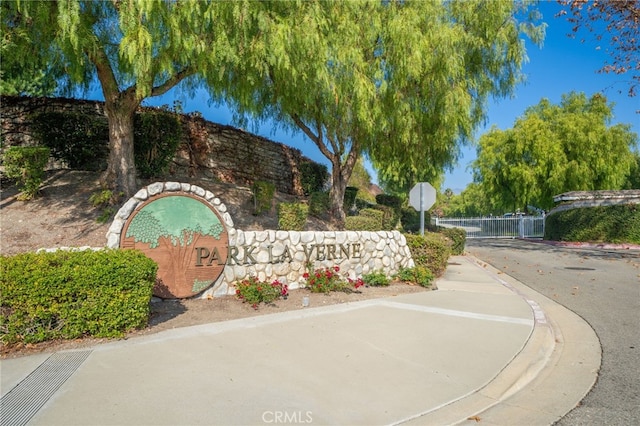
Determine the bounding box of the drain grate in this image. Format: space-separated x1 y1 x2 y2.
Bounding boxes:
0 350 92 426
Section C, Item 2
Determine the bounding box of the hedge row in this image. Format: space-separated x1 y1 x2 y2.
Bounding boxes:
0 249 157 344
545 204 640 244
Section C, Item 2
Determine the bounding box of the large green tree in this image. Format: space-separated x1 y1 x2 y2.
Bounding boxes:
473 92 638 212
1 1 244 197
439 183 492 217
347 157 375 203
624 152 640 189
1 2 62 96
214 0 545 223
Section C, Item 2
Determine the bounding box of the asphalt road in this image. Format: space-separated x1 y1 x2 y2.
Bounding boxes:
466 239 640 426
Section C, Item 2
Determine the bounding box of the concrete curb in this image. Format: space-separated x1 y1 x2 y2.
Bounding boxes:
453 256 601 425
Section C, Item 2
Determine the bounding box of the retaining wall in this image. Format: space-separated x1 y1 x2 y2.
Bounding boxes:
1 95 312 195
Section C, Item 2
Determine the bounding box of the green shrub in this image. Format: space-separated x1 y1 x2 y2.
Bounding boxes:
360 208 384 222
376 194 402 230
0 249 157 345
252 181 276 215
278 202 308 231
344 186 359 212
354 206 397 230
234 277 288 309
362 271 390 287
133 111 182 178
344 215 380 231
33 112 108 171
545 204 640 244
373 205 399 230
355 197 374 211
89 189 124 224
376 194 403 210
309 191 331 217
405 233 451 277
2 146 50 200
438 227 466 255
401 207 421 233
299 162 328 195
395 266 434 287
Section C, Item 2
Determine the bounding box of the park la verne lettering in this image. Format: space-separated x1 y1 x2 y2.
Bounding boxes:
111 183 413 300
195 243 363 267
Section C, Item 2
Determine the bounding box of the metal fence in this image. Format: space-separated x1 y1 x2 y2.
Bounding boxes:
433 215 545 239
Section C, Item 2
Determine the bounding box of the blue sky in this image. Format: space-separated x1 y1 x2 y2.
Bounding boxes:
438 1 639 193
109 1 638 194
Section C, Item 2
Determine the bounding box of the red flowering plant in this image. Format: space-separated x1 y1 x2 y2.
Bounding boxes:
235 276 289 309
302 263 364 294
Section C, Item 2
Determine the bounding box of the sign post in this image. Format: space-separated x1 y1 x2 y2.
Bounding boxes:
409 182 436 236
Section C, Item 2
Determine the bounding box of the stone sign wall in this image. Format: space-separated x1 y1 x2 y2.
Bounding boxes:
109 182 414 299
0 95 312 195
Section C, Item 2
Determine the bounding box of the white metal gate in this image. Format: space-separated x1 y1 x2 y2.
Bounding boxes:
433 216 545 239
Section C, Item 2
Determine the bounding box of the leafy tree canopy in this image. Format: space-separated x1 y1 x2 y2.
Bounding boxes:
347 157 375 203
473 92 638 212
438 183 493 217
213 0 545 222
624 152 640 189
1 0 242 197
2 0 545 224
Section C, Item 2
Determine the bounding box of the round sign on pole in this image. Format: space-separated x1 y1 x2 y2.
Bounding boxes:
409 182 436 211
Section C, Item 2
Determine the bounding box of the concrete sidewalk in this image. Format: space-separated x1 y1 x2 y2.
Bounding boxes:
0 256 600 426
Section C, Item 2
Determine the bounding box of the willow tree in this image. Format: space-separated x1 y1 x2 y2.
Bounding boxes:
1 1 238 197
0 3 60 97
473 92 638 212
371 0 546 193
213 1 380 222
215 0 545 222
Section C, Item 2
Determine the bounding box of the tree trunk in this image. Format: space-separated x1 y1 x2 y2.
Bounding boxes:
102 99 138 198
328 148 359 227
329 164 348 226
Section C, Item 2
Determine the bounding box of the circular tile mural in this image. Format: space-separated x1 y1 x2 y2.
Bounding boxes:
120 193 228 298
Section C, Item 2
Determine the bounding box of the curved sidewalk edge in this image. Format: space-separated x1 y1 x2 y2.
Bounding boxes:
412 255 601 426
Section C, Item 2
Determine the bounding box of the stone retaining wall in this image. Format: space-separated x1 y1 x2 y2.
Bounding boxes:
1 95 313 195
